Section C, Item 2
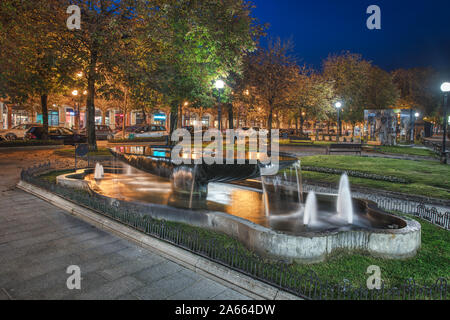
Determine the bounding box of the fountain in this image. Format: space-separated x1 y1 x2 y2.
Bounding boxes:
94 163 104 180
56 145 421 263
303 191 318 226
337 174 354 224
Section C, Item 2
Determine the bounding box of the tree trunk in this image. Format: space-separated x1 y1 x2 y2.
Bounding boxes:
177 103 183 128
300 114 304 135
41 94 49 140
267 105 274 130
227 103 234 130
86 57 98 151
170 101 179 138
141 105 147 124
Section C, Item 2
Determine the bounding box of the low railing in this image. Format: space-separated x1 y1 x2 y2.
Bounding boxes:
20 162 448 300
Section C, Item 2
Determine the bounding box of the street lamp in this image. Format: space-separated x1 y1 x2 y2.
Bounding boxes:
440 82 450 164
72 90 80 130
215 80 225 131
335 102 343 142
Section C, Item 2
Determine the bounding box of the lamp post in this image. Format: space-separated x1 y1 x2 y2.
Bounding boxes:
411 112 420 143
72 90 79 130
335 102 342 142
215 80 225 131
440 82 450 164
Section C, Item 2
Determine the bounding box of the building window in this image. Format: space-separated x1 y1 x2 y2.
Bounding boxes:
135 112 145 125
202 116 210 127
37 110 59 126
153 113 167 125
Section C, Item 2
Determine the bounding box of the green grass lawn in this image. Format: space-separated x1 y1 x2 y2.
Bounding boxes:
279 139 334 146
301 156 450 200
366 145 436 157
39 170 75 183
170 211 449 289
291 214 450 288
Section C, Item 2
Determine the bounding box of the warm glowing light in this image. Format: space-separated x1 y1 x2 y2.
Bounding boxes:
76 72 83 78
441 82 450 93
72 90 78 96
184 102 189 106
244 89 250 96
215 80 225 89
335 102 342 109
83 90 88 95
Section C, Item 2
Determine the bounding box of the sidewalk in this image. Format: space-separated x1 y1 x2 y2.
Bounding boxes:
0 149 251 300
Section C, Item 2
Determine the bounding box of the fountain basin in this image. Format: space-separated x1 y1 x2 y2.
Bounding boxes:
56 168 421 264
109 146 298 198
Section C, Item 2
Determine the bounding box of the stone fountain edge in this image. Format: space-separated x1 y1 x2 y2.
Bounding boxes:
55 169 422 264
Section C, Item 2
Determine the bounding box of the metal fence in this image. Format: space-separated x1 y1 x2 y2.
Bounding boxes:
20 162 448 300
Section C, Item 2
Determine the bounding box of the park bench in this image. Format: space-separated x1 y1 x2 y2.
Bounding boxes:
327 143 362 155
289 136 314 145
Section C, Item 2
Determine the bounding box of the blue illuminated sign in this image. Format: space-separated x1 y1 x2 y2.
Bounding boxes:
154 113 166 121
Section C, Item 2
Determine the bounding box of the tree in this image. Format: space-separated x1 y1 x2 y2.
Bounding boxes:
323 52 372 128
291 68 335 133
137 0 264 134
365 66 399 145
242 39 299 129
0 0 77 137
54 0 140 151
392 68 440 117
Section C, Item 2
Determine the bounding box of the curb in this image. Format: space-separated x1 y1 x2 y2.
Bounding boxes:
16 180 301 301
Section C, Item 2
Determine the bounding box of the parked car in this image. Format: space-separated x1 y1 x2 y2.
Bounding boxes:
25 126 87 145
130 125 168 139
79 125 114 140
0 123 42 140
113 124 148 140
114 124 168 140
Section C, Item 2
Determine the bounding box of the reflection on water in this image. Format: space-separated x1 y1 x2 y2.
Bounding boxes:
86 165 378 235
111 145 297 162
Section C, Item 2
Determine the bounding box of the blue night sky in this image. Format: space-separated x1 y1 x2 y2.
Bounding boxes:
252 0 450 76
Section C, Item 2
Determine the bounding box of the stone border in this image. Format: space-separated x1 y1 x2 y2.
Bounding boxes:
16 180 300 301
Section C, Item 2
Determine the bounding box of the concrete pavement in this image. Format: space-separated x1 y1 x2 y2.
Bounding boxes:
0 149 251 300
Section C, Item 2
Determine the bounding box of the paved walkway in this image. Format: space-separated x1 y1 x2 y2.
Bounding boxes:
0 149 251 300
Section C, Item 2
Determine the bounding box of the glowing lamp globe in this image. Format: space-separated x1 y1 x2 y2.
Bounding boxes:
441 82 450 93
215 80 225 90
